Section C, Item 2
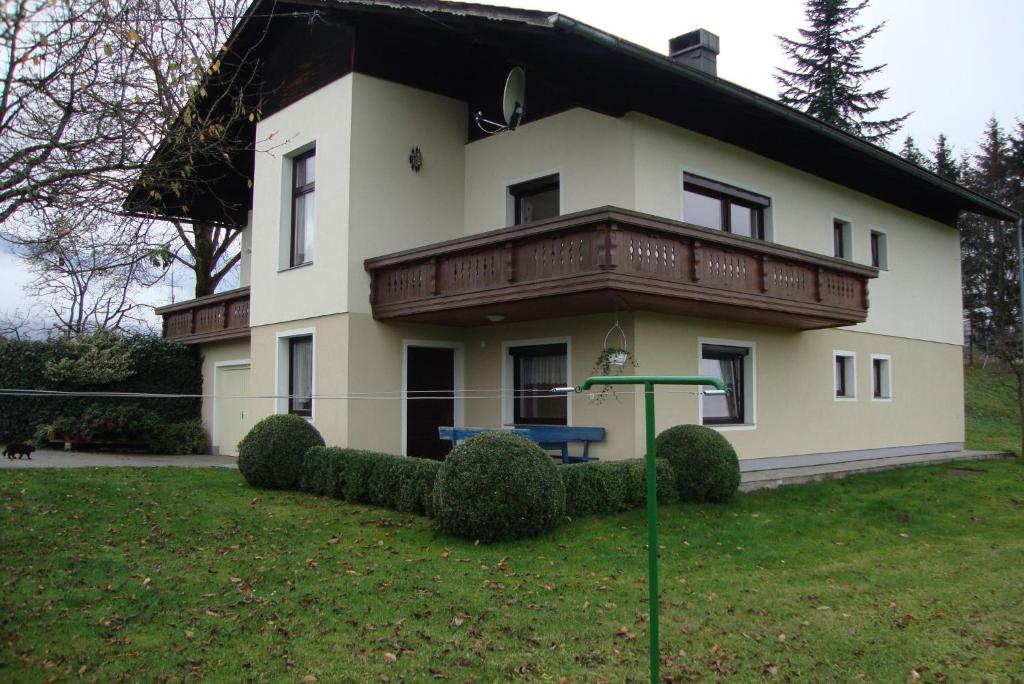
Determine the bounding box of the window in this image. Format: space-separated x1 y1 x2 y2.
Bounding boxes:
870 230 887 269
833 219 851 259
700 343 751 425
288 336 313 416
683 173 769 239
871 354 892 400
510 174 559 225
290 149 316 266
834 351 856 399
508 343 567 425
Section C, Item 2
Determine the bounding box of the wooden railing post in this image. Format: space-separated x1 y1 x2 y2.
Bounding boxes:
429 258 439 295
693 240 703 282
504 242 514 283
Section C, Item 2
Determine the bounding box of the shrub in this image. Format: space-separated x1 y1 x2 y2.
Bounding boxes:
147 420 209 455
300 447 440 516
77 404 160 443
655 424 741 503
238 415 325 489
432 432 565 543
558 458 678 516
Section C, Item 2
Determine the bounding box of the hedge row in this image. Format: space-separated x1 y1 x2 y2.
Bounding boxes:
301 446 440 516
0 334 201 443
558 458 678 517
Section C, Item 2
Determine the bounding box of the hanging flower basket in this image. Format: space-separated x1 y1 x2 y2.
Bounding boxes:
589 320 637 404
607 350 630 367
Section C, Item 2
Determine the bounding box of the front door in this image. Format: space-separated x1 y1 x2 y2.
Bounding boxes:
406 346 455 460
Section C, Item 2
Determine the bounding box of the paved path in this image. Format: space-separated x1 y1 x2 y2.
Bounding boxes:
1 449 238 469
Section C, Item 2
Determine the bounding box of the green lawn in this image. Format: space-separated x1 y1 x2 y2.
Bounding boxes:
965 364 1022 456
2 461 1023 682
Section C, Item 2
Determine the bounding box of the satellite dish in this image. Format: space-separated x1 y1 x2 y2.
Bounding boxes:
502 67 526 130
473 66 526 135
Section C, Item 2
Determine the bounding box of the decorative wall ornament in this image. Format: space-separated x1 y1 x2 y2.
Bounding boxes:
408 146 423 172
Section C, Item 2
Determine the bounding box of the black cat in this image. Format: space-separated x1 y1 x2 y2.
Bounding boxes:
3 443 35 460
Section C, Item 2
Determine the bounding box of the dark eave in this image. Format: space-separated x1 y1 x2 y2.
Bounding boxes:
125 0 1019 226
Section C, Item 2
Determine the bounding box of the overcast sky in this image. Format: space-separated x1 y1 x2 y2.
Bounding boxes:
2 0 1022 325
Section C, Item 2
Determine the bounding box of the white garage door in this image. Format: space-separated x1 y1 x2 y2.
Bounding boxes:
215 364 252 457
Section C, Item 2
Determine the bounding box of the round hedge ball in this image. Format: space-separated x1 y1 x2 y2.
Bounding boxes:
432 432 566 543
238 414 325 490
655 424 740 503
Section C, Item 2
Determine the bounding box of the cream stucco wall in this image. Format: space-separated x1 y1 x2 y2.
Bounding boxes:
248 315 351 448
631 312 963 459
463 108 635 233
199 339 252 451
249 76 353 327
629 113 963 346
347 76 467 314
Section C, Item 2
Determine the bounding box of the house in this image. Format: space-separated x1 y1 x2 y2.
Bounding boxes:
135 0 1017 470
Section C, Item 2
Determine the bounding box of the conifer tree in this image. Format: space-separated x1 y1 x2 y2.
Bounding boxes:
899 136 927 166
776 0 909 144
931 134 961 182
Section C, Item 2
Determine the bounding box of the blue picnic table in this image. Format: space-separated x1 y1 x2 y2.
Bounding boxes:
438 425 605 463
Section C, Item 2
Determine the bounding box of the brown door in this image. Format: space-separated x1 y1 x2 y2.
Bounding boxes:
406 346 455 460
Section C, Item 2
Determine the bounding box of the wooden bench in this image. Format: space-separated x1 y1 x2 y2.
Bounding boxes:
514 424 605 463
438 425 605 463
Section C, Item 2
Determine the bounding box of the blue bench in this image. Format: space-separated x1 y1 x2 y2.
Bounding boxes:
438 425 605 463
515 424 605 463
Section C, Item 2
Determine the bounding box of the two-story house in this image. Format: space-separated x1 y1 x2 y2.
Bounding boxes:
137 0 1018 472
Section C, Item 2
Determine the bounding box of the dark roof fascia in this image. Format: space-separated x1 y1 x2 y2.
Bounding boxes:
550 13 1019 223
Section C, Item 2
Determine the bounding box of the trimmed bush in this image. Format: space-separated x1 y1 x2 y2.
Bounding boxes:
432 432 566 543
238 415 325 489
301 446 440 515
147 420 209 455
655 424 740 503
558 458 678 516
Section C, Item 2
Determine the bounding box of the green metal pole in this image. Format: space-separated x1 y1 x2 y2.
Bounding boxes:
644 381 660 683
571 374 728 683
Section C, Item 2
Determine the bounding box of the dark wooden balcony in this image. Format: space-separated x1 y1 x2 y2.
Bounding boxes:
156 286 250 344
364 207 877 330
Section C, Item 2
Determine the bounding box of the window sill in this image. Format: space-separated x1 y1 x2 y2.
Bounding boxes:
705 423 756 432
278 261 313 274
834 396 857 402
871 396 893 403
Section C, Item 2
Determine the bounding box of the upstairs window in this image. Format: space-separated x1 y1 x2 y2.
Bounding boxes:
510 174 559 225
870 230 888 269
833 219 851 259
683 173 769 240
290 149 316 266
508 343 567 425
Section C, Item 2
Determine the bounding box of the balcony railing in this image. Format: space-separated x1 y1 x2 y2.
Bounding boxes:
156 286 250 344
364 207 877 330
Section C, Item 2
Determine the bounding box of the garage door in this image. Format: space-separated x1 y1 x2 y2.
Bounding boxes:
215 364 252 457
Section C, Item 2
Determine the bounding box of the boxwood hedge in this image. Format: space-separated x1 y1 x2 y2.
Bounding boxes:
558 458 678 516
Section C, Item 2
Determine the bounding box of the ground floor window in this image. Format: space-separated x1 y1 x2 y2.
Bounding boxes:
288 336 313 416
509 343 567 425
699 342 751 425
834 350 856 400
871 354 892 400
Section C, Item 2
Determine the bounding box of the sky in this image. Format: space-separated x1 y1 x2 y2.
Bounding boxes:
2 0 1022 328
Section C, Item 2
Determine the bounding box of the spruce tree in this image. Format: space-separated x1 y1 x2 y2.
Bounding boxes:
931 134 961 182
899 136 927 166
776 0 909 144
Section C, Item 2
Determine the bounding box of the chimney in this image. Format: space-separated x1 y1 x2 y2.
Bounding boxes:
669 29 719 76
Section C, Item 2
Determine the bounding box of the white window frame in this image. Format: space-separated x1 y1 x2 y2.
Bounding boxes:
833 350 857 401
400 339 465 457
869 228 888 270
212 358 251 454
832 215 854 261
680 166 776 242
505 168 563 227
870 353 893 402
697 337 757 432
278 141 317 272
275 327 316 421
501 336 572 427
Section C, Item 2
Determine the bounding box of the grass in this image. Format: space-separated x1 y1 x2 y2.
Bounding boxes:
2 461 1023 682
964 364 1022 456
